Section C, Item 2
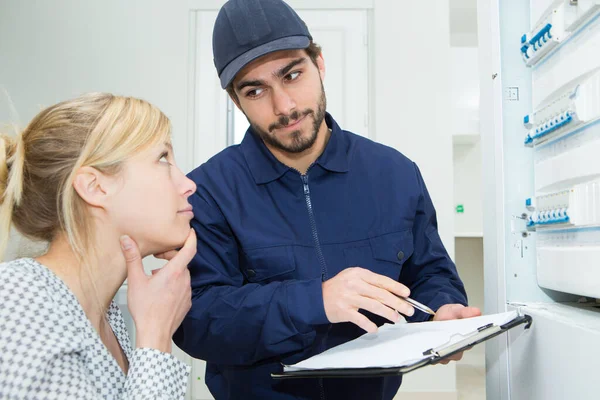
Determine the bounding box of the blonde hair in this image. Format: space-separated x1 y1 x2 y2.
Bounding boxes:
0 93 172 262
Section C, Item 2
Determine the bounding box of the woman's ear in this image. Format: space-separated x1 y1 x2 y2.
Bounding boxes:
72 166 110 208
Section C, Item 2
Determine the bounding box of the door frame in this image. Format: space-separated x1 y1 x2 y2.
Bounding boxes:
477 0 510 399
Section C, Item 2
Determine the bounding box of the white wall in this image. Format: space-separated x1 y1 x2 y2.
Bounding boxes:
455 237 485 356
371 2 457 398
450 47 480 136
1 1 458 398
0 1 191 170
0 0 457 290
0 0 192 266
372 0 455 262
454 141 483 235
450 47 482 237
449 0 478 47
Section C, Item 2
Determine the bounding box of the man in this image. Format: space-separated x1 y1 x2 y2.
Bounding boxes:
173 0 480 398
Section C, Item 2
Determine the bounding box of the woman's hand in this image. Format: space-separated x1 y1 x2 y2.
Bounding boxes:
120 229 197 353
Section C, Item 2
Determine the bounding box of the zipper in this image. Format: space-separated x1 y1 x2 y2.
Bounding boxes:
300 171 328 400
301 174 328 280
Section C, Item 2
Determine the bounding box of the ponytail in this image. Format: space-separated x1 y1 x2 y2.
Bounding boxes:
0 132 25 259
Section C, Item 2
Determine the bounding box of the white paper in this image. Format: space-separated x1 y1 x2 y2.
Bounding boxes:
284 311 518 371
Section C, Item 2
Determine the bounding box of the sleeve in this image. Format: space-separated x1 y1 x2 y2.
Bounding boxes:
399 163 468 322
173 189 330 366
0 265 189 400
124 348 190 399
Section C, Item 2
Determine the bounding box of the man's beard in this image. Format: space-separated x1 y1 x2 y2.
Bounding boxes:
248 82 327 154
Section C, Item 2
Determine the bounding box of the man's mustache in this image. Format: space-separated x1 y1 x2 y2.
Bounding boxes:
268 109 314 132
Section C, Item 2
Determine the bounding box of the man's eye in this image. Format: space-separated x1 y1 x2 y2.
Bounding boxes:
247 88 264 98
286 71 301 81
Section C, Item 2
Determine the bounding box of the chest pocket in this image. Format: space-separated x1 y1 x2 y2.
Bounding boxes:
241 246 297 284
343 230 414 280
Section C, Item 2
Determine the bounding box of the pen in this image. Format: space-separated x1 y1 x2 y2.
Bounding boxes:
401 296 436 316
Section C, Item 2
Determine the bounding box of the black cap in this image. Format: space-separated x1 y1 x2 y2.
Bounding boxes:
213 0 312 89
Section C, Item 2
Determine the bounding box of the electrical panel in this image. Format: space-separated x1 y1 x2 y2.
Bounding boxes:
523 68 600 146
521 0 600 67
521 0 600 299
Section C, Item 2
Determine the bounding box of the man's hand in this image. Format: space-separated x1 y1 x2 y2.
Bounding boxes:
433 304 482 364
322 267 415 333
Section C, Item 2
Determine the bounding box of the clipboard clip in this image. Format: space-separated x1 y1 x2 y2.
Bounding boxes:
422 348 440 357
477 323 494 332
422 322 497 357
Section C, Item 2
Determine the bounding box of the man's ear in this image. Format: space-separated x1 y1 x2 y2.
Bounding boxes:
316 53 326 81
72 166 110 208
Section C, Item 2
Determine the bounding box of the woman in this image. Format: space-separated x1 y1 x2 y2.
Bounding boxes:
0 93 197 399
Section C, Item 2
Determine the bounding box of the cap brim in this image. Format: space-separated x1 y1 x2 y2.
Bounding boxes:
219 35 310 89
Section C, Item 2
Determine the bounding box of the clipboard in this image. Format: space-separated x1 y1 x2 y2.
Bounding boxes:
272 313 532 379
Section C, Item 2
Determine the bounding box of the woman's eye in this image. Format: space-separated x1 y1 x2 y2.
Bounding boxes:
159 155 170 164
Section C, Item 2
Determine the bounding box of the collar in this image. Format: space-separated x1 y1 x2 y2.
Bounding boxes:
240 112 350 185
